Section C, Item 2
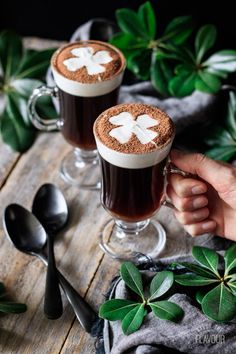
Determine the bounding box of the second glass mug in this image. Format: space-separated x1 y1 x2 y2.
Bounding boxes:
28 40 126 189
94 105 191 261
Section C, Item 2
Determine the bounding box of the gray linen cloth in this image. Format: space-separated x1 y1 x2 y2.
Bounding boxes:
47 20 235 353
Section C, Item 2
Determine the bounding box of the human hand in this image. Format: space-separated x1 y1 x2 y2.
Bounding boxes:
167 150 236 241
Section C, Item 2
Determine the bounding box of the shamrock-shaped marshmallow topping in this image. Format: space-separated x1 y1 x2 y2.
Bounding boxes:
63 47 113 75
109 112 159 144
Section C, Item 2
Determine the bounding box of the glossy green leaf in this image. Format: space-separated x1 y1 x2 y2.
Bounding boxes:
128 49 152 80
228 281 236 296
148 271 174 301
0 302 27 314
195 25 217 63
110 32 148 50
169 71 196 97
196 288 209 304
1 97 36 152
177 262 216 278
151 55 173 96
206 146 236 162
226 91 236 139
138 1 156 40
116 9 149 40
99 299 138 321
204 50 236 73
195 71 221 94
205 126 236 147
15 48 56 79
205 66 228 79
120 262 144 299
201 283 236 322
0 31 23 79
224 244 236 275
121 304 146 335
149 300 184 322
192 246 219 276
175 274 219 286
163 16 193 44
11 78 42 98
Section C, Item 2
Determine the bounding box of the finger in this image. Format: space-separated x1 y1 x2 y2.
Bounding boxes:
171 150 236 194
167 185 208 212
168 173 207 198
183 220 217 237
174 207 210 225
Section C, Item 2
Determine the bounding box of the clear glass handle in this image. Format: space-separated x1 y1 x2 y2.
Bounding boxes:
162 162 193 209
28 85 62 131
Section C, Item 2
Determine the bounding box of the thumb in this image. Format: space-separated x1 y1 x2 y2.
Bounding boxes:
170 149 236 194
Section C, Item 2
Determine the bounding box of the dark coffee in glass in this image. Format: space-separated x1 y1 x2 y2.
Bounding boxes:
100 156 166 222
94 103 175 259
59 88 119 150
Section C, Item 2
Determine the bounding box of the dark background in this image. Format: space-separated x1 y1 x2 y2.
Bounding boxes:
0 0 235 49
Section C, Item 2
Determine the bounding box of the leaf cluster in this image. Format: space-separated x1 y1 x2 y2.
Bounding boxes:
110 2 236 97
205 89 236 161
0 31 57 152
0 281 27 314
99 262 183 335
175 245 236 322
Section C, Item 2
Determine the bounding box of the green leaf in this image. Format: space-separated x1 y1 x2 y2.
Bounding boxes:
196 288 209 304
195 25 217 63
148 271 174 301
205 126 236 147
206 146 236 162
204 50 236 73
116 9 149 40
0 302 27 314
99 299 138 321
121 304 146 335
163 16 193 45
228 281 236 296
224 244 236 275
226 91 236 139
201 283 236 322
151 55 173 96
15 48 56 79
175 274 219 286
110 32 148 50
195 71 221 94
1 98 36 152
169 70 196 97
192 246 219 276
128 50 152 80
11 78 42 97
177 262 217 278
149 300 184 322
120 262 144 299
0 31 23 79
138 1 156 40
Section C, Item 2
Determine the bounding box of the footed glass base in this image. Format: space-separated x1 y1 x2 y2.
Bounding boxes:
99 218 166 261
60 148 101 189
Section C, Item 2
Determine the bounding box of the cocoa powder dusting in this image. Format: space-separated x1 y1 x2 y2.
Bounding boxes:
94 103 175 154
52 41 125 83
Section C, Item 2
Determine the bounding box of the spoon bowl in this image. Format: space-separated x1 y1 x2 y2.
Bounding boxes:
4 204 46 254
32 183 68 234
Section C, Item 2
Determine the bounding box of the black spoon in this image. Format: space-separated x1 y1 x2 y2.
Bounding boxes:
3 204 97 333
32 184 68 320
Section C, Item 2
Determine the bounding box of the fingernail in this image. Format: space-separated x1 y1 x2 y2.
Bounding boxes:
202 221 216 230
192 185 206 195
193 209 209 220
192 197 208 208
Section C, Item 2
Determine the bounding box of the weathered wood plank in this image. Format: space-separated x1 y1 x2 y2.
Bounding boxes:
0 143 20 188
0 131 108 354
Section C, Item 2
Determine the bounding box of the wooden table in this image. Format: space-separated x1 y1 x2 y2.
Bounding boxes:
0 38 200 354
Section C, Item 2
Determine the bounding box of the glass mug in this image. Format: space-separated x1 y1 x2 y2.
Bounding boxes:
93 103 188 261
28 40 125 189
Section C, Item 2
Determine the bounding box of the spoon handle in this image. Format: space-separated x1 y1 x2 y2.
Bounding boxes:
57 271 97 333
44 235 63 319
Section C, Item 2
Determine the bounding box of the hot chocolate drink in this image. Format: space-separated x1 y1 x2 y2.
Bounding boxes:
51 41 125 150
94 103 175 222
